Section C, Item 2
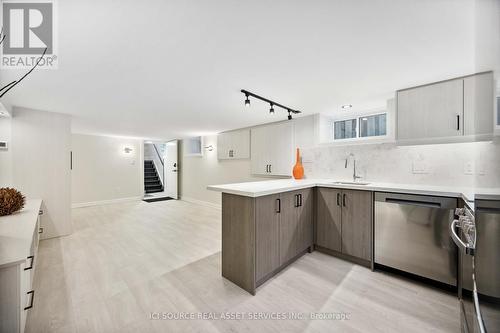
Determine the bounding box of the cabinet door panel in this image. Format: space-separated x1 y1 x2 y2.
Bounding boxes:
297 188 313 252
397 79 464 140
232 129 250 159
251 122 293 176
217 133 228 159
341 190 372 261
279 191 299 265
269 122 293 176
251 126 269 174
316 187 342 252
464 72 494 136
255 194 280 282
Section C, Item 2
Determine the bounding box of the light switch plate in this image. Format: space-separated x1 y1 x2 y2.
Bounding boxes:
463 161 474 175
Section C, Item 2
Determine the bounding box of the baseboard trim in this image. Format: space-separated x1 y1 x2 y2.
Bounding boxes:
180 196 221 209
72 196 142 208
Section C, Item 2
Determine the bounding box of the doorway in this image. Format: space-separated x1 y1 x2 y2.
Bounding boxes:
143 139 178 201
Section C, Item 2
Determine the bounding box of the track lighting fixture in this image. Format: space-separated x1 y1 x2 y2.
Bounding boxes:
240 89 301 120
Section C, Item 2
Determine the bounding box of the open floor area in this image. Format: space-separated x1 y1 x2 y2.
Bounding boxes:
1 2 499 331
26 200 459 333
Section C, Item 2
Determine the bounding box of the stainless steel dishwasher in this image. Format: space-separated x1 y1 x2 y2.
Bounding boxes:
374 192 457 286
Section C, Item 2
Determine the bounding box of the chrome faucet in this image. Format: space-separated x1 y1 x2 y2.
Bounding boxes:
345 153 362 182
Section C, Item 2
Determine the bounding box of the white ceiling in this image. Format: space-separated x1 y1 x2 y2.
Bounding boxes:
0 0 479 140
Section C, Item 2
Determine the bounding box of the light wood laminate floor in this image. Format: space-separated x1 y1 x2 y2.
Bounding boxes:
26 200 459 332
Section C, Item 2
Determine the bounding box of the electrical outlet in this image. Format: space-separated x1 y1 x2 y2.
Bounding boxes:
412 161 428 174
463 161 474 175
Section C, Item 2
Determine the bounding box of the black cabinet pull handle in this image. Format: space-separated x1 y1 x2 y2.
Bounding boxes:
294 194 299 207
24 290 34 310
336 193 341 206
38 210 43 215
299 194 303 207
276 198 281 213
343 194 346 207
38 227 44 234
457 115 460 131
24 255 34 270
269 164 272 173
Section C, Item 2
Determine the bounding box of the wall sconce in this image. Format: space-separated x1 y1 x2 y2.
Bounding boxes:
124 147 133 154
204 145 214 152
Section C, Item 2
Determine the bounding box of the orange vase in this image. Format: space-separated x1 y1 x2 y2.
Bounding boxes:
292 148 304 179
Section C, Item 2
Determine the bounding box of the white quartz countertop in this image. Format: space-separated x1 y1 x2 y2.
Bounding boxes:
208 179 500 205
0 199 42 267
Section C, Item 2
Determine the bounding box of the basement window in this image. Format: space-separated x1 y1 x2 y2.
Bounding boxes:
333 113 387 141
359 113 387 137
334 119 357 140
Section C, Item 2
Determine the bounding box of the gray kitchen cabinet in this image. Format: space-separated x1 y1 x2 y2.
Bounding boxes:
279 188 313 266
341 189 372 261
222 188 313 294
255 194 280 282
464 72 495 136
397 78 464 141
396 72 494 143
316 187 342 252
279 190 299 265
297 188 314 254
316 188 372 262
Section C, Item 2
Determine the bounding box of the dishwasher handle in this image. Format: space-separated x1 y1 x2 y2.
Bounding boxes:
385 198 441 208
450 219 474 255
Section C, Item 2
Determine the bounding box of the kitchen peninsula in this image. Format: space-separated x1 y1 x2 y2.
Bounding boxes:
208 179 494 295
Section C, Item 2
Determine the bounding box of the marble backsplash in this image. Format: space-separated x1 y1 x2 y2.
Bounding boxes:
301 138 500 189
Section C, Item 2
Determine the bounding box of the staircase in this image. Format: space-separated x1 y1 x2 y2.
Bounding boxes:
144 160 163 193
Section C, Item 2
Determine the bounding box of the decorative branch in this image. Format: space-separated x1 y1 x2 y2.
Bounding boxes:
0 27 5 45
0 26 47 99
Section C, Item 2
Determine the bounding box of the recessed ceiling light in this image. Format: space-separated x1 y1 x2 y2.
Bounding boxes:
341 104 353 110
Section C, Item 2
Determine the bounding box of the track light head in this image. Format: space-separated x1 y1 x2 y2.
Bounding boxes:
244 94 250 107
287 110 292 120
269 103 274 114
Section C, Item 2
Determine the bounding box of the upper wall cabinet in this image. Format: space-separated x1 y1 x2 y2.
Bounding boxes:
396 72 494 144
217 129 250 160
251 122 293 176
464 72 494 136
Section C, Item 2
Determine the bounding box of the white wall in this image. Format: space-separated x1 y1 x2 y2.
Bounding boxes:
180 134 263 206
11 107 72 239
71 134 143 206
0 117 12 187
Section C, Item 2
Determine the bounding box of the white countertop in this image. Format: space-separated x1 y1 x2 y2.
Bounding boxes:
0 199 42 267
208 179 500 206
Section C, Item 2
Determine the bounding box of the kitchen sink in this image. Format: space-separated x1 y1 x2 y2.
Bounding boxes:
332 181 371 186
